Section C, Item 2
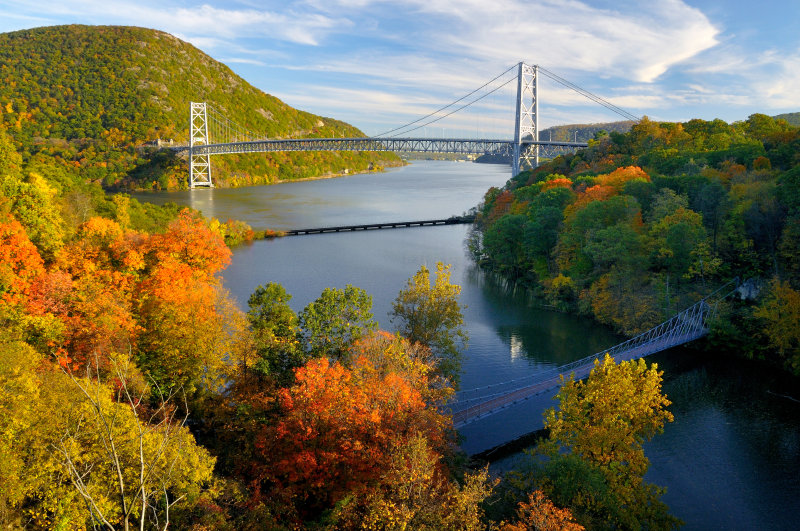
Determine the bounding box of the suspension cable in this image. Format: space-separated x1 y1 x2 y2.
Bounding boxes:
537 66 640 122
386 75 517 138
373 63 519 138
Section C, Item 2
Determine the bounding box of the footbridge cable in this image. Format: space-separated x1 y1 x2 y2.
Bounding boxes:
450 278 741 426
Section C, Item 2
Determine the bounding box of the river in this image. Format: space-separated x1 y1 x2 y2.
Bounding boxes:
133 160 800 530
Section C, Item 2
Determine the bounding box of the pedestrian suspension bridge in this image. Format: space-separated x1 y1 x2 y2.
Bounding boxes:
450 279 740 428
181 63 640 188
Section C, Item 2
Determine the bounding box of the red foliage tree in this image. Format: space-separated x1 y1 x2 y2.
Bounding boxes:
253 349 449 519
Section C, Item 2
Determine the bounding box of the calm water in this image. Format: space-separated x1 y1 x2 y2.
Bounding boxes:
134 161 800 530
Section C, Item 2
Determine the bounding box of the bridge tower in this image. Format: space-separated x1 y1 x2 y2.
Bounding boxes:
189 102 213 188
512 63 539 176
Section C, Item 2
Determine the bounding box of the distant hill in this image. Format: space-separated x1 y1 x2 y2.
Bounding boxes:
0 25 398 189
540 120 636 142
476 120 635 163
774 112 800 127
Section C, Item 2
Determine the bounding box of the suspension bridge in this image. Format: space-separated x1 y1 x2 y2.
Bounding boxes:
178 63 640 188
450 279 740 428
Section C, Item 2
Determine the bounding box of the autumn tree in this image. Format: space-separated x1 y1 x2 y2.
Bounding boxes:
135 209 235 396
391 262 468 385
0 213 45 309
0 126 65 259
333 434 494 530
57 356 215 530
497 490 584 531
535 354 680 530
45 216 140 369
345 331 454 405
252 335 452 522
297 284 377 359
755 279 800 374
247 282 303 384
0 341 214 529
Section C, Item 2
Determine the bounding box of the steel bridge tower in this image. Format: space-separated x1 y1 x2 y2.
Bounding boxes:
190 102 213 188
512 62 539 176
187 64 542 186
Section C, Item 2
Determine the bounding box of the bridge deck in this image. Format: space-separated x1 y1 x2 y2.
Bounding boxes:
451 329 706 427
450 298 720 428
175 137 588 156
285 216 473 236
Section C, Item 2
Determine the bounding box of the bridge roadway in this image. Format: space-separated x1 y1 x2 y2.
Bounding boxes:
284 216 474 236
176 137 589 157
451 299 714 428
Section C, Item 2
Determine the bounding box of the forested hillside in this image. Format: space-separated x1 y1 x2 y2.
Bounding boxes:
774 112 800 127
0 25 398 189
476 120 635 164
1 110 681 528
473 114 800 374
542 120 636 143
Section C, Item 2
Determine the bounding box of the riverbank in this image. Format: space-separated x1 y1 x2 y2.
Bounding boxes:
131 160 800 530
269 157 407 185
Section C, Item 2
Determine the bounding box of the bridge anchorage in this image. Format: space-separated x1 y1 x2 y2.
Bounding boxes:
185 61 642 188
450 278 741 428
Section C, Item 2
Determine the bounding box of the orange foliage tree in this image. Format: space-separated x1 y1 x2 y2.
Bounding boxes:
0 213 45 307
19 208 237 392
135 209 233 394
251 333 452 520
594 165 650 191
498 490 584 531
541 177 573 192
44 217 142 368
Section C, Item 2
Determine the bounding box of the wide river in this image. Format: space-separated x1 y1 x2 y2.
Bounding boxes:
134 160 799 530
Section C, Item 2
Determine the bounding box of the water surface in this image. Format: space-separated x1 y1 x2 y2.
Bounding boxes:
135 160 800 530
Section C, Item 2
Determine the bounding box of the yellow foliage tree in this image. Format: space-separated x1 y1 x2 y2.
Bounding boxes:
755 280 800 374
541 354 680 530
0 341 215 529
391 262 468 386
335 434 493 531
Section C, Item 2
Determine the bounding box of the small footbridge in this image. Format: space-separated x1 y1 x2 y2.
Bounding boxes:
450 279 740 428
284 215 474 236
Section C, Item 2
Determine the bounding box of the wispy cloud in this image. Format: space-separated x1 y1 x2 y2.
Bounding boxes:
1 0 352 46
221 57 267 66
301 0 719 83
0 0 797 128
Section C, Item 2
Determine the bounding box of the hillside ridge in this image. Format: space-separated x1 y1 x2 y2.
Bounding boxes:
0 24 397 189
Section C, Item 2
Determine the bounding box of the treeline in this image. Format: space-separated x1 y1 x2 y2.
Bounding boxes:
472 113 800 375
1 118 681 529
476 121 635 164
0 118 477 527
0 25 398 190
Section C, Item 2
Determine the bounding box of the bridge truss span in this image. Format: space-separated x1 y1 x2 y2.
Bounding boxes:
187 137 587 158
185 61 641 187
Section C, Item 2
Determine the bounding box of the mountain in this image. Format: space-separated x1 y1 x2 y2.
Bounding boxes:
774 112 800 127
0 25 398 189
540 120 636 143
475 120 636 163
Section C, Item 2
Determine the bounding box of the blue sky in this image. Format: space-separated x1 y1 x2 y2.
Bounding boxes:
1 0 799 136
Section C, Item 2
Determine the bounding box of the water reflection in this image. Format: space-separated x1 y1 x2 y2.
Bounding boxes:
645 351 800 530
132 161 800 529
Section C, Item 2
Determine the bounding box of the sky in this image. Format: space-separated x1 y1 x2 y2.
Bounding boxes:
1 0 799 136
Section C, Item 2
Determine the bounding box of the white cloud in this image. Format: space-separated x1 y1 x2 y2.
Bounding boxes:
303 0 719 83
221 57 267 66
3 0 795 128
1 0 351 46
752 50 800 109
